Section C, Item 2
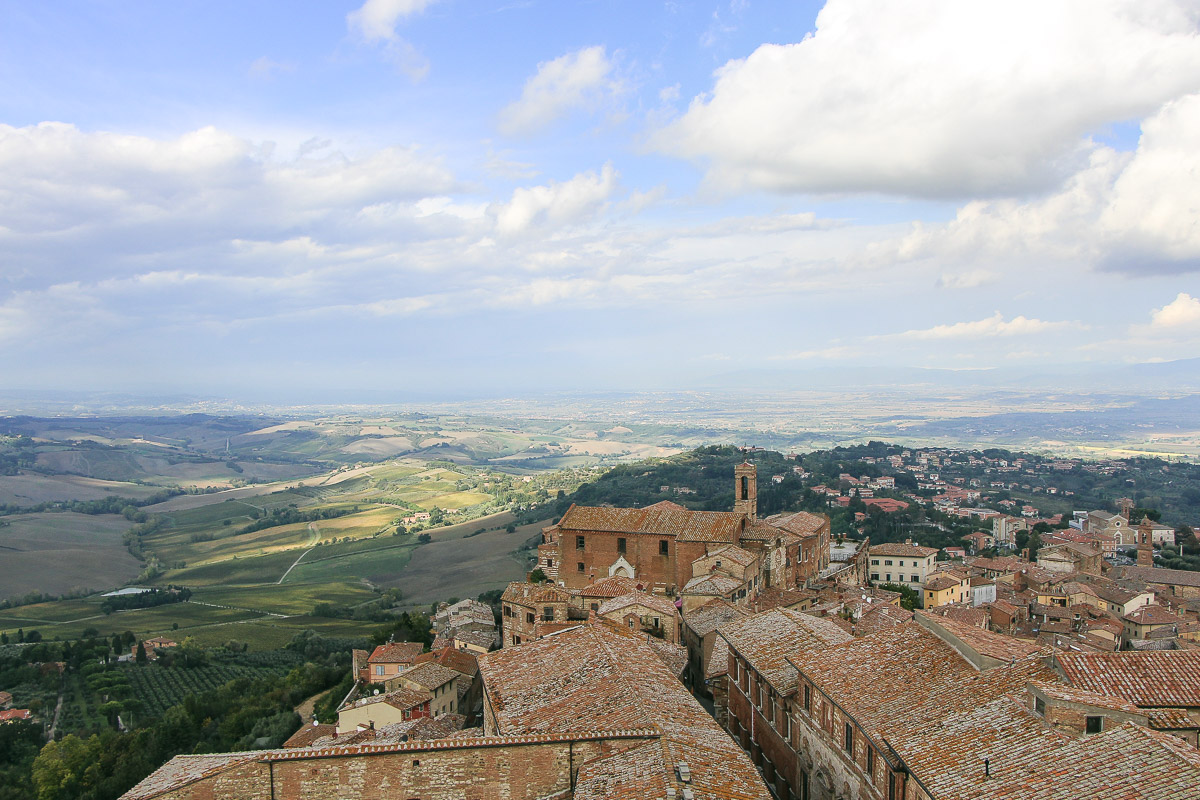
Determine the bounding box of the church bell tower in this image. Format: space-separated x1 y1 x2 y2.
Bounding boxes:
1137 517 1154 567
734 461 757 521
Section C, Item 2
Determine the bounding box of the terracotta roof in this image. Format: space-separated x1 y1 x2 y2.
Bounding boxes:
120 753 260 800
1120 565 1200 589
854 602 913 636
924 574 964 591
929 605 989 629
1042 541 1101 559
1146 707 1195 729
1056 651 1200 707
738 519 786 542
681 574 741 596
500 580 574 606
641 500 686 511
398 662 458 691
282 723 337 748
558 504 746 543
684 598 749 638
1124 606 1186 626
718 608 851 694
789 623 1057 745
763 511 827 537
0 708 32 721
697 544 757 567
579 575 642 598
749 587 817 613
476 620 770 799
645 637 688 679
1029 680 1141 714
411 647 479 678
967 556 1029 573
922 613 1046 663
990 599 1019 616
598 591 680 619
342 686 430 713
870 542 939 558
448 628 496 649
984 723 1200 800
368 642 423 664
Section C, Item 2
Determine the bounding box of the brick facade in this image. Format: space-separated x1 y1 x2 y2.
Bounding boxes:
129 733 649 800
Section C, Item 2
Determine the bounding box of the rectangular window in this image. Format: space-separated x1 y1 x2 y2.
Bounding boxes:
1086 716 1103 734
542 606 554 621
1034 696 1045 716
844 722 854 753
525 612 534 624
617 537 627 554
885 573 892 582
375 665 383 676
884 559 893 566
576 535 585 550
660 539 669 555
870 573 880 581
867 747 874 775
888 773 897 800
803 684 811 712
577 562 585 572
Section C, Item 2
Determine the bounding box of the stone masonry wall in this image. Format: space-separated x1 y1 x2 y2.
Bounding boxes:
149 736 644 800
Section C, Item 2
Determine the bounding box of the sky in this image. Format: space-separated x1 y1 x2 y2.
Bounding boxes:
2 0 1200 401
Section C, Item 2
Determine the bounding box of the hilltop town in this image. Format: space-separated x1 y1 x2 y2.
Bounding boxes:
120 459 1200 800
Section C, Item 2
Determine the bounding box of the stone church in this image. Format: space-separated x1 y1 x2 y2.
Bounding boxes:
536 462 831 598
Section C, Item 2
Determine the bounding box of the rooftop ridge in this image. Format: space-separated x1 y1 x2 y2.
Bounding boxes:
261 727 664 762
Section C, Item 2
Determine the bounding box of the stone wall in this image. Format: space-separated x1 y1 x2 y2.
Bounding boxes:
145 734 650 800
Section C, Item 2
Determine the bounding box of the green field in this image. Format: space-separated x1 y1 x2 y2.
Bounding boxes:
0 601 262 642
281 543 417 586
192 583 377 616
0 444 577 653
0 512 140 599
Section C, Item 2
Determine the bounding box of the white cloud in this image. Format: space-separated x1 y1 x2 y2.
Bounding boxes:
492 164 618 236
653 0 1200 197
935 270 998 290
1099 94 1200 272
346 0 437 79
0 122 457 278
872 92 1200 275
347 0 438 42
498 46 617 135
1150 293 1200 330
887 312 1080 340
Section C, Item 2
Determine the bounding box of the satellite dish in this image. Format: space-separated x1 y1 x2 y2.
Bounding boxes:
373 689 380 695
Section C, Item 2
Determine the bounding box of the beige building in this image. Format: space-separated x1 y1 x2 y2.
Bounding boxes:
365 642 423 684
867 541 939 597
1038 542 1103 575
387 661 460 718
336 687 431 734
596 590 682 644
1123 606 1187 642
923 571 970 609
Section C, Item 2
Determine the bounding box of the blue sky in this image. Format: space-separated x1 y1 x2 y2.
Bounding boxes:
2 0 1199 400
